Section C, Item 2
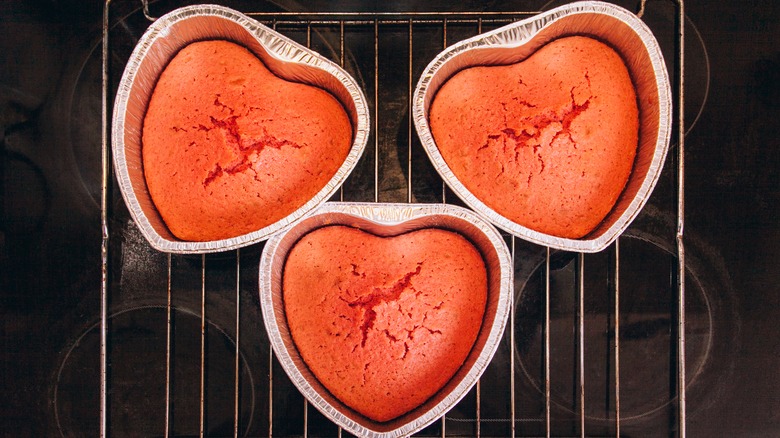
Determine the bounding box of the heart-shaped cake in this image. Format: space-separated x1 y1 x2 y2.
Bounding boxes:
429 36 638 240
112 5 369 253
282 225 487 422
414 1 672 253
142 40 353 242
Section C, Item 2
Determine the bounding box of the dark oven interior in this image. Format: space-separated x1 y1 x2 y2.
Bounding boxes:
2 0 779 436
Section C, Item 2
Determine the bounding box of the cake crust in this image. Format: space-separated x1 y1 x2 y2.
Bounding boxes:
282 226 487 422
142 40 352 241
430 36 639 239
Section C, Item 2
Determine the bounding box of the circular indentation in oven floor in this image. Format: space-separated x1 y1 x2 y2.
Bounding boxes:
53 306 256 437
512 232 731 434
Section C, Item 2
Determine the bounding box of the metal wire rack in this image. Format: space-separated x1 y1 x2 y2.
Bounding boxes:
100 1 686 436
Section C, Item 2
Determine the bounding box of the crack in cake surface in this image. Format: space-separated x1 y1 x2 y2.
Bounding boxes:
201 114 305 187
347 263 423 347
479 81 592 187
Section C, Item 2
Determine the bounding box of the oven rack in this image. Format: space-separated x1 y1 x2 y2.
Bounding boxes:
99 1 686 436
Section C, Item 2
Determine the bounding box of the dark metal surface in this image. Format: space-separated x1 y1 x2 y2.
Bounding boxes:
1 0 779 436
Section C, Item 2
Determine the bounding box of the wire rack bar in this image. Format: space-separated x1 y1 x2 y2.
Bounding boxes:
676 1 687 436
199 254 206 437
303 24 313 438
510 237 516 438
99 2 111 437
476 379 481 437
407 19 413 204
544 247 551 438
268 346 273 437
250 10 537 17
339 21 346 203
577 254 585 438
373 19 379 204
614 239 621 437
234 249 241 438
440 18 448 206
303 398 309 438
441 19 449 435
165 254 173 437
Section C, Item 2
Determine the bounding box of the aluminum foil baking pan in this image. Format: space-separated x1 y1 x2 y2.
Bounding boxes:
259 202 513 437
413 1 671 253
112 4 369 253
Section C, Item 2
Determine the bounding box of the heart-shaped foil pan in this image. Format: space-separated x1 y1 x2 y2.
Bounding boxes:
112 5 369 253
413 1 671 253
260 202 512 437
